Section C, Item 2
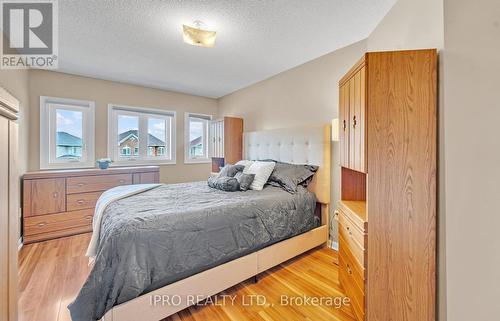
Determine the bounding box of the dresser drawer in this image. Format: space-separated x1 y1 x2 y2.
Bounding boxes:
67 191 102 211
66 174 132 194
339 210 366 267
24 208 93 237
24 178 66 217
339 233 365 321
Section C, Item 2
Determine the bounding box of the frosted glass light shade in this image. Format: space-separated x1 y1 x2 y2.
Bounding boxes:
182 24 216 48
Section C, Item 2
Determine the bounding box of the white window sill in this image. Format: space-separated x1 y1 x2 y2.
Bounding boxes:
184 159 211 164
110 159 176 166
40 163 96 170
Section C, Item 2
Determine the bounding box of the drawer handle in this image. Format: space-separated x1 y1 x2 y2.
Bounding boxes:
77 200 85 205
84 215 93 220
334 210 340 221
119 179 126 184
346 226 353 237
52 192 58 198
37 222 47 228
77 183 85 187
347 264 352 275
352 115 357 128
342 119 346 131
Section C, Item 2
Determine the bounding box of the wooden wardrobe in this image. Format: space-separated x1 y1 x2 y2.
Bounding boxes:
336 49 437 321
209 116 243 172
0 87 19 321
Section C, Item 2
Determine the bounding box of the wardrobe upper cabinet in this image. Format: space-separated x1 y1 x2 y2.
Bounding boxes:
339 57 366 173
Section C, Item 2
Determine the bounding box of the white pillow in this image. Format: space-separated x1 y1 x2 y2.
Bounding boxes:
236 160 254 170
243 161 276 190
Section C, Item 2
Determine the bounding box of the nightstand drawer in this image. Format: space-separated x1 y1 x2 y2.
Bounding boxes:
67 191 102 211
66 174 132 194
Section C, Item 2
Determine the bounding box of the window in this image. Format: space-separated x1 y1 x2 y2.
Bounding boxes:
40 96 95 169
108 104 176 165
185 113 211 163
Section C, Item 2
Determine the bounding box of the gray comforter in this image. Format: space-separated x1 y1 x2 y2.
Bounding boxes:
69 181 318 321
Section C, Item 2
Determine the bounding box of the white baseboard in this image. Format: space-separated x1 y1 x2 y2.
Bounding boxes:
330 241 339 251
18 237 23 251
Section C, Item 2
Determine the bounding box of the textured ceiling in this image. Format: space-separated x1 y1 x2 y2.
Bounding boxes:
57 0 396 98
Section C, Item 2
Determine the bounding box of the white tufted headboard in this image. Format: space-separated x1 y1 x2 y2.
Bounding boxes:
244 125 331 204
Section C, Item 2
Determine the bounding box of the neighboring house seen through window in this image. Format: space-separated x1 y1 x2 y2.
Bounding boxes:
108 104 176 165
185 113 211 163
40 96 95 169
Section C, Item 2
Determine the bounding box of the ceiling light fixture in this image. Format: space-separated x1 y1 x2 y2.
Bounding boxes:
182 20 216 48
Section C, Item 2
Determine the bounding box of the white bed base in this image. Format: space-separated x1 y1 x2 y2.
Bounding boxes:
102 125 331 321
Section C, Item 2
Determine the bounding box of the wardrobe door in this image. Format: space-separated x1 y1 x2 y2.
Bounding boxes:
348 77 356 170
339 83 350 168
0 117 8 321
352 67 366 173
7 121 18 321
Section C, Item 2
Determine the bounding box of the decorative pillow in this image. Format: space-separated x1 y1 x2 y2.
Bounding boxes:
234 172 255 191
268 161 319 193
236 160 254 170
243 161 276 191
219 164 245 177
207 176 240 192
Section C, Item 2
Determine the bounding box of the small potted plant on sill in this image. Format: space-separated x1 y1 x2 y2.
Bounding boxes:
96 158 112 170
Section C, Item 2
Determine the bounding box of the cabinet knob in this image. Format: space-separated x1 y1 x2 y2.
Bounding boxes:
77 200 85 205
333 210 340 221
346 226 353 237
352 115 357 128
52 192 58 198
37 222 46 228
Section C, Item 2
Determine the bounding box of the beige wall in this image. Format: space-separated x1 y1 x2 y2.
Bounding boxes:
367 0 444 51
28 70 218 183
218 39 367 245
443 0 500 320
0 55 29 177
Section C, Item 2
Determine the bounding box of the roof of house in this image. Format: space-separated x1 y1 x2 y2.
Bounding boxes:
57 131 82 147
190 136 202 147
118 129 165 146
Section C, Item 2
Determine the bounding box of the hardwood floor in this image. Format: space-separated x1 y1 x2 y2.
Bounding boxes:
18 233 356 321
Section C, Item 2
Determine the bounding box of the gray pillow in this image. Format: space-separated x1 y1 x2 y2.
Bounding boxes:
234 172 255 191
268 161 319 193
219 164 245 177
208 176 240 192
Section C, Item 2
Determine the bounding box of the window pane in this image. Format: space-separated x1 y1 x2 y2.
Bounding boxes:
147 118 166 157
56 109 83 159
117 115 139 157
189 117 205 158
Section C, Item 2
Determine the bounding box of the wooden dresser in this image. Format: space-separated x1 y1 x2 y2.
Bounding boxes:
22 166 159 244
336 50 437 321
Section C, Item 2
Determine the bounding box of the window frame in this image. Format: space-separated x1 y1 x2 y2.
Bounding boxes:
39 96 95 170
108 104 176 166
184 112 212 164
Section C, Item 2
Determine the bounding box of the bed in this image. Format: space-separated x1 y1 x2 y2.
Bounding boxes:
71 125 331 321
